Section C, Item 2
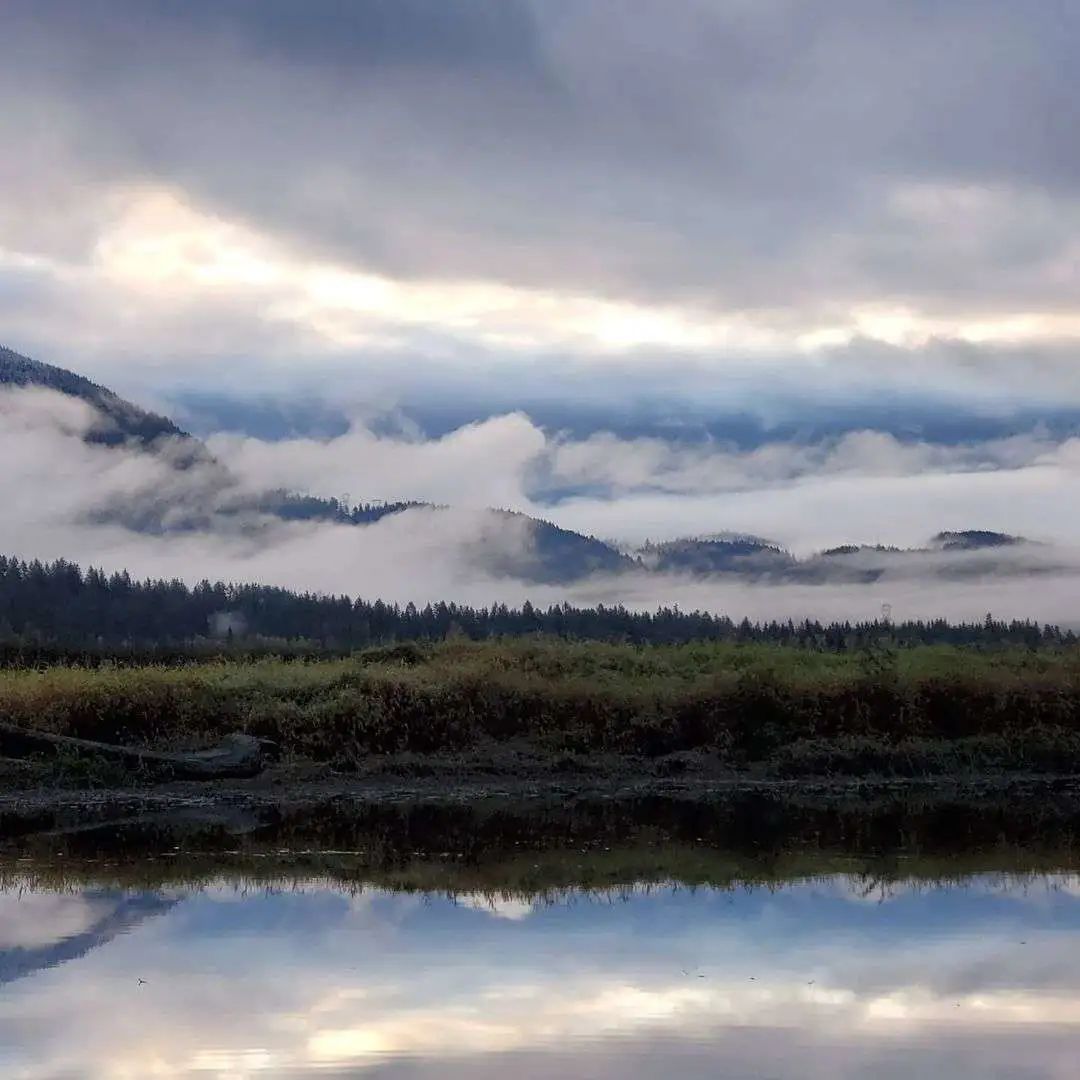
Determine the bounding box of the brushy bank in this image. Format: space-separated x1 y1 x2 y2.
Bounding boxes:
3 639 1080 780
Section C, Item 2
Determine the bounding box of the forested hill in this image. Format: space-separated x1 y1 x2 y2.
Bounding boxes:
2 344 1048 587
0 555 1070 663
0 345 187 447
0 345 632 583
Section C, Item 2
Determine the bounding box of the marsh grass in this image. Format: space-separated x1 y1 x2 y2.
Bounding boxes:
3 638 1080 776
8 849 1079 901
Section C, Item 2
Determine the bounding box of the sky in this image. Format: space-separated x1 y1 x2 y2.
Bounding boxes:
5 876 1080 1077
2 1 1079 617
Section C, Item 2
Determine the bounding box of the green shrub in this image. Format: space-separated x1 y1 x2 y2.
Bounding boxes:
4 641 1080 778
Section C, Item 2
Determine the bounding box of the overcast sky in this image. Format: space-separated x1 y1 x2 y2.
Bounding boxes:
3 1 1080 412
2 1 1079 613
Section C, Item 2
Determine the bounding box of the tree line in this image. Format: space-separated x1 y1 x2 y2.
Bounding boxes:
0 554 1073 665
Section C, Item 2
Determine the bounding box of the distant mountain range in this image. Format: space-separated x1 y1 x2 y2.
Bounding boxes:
1 344 1050 585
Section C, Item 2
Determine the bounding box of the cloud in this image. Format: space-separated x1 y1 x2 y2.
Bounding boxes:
204 404 1080 560
5 876 1080 1077
4 384 1080 623
10 1 1075 315
0 385 541 601
2 0 1080 413
0 894 115 950
207 411 547 510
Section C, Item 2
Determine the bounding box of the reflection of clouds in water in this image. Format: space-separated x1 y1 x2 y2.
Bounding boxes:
0 893 112 949
455 894 537 921
800 873 1080 906
4 875 1080 1077
805 877 914 905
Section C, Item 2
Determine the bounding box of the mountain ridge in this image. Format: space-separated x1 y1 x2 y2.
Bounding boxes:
1 345 188 448
1 344 1046 585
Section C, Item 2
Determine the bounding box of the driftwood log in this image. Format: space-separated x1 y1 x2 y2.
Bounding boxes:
0 724 274 780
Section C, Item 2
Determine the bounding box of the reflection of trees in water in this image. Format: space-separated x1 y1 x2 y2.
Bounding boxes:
0 890 180 985
6 791 1080 898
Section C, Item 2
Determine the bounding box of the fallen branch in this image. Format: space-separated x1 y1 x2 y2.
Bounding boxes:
0 725 274 780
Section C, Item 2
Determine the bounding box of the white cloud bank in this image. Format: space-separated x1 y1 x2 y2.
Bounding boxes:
4 384 1080 624
211 410 1080 558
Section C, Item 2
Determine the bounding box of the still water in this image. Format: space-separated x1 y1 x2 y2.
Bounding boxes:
4 871 1080 1078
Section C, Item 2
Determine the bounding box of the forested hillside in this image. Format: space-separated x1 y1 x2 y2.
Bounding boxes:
0 346 187 447
0 555 1070 663
0 344 1063 586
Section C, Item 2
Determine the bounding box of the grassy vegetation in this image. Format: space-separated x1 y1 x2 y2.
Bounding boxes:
4 638 1080 779
9 845 1080 900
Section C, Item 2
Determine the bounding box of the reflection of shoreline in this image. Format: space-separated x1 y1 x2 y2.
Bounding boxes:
5 786 1080 897
0 891 181 985
6 873 1080 915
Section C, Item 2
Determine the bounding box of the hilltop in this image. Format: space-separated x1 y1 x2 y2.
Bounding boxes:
0 344 1052 586
1 345 187 448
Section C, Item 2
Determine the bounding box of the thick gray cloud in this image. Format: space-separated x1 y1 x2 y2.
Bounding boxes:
3 0 1080 311
4 0 1080 428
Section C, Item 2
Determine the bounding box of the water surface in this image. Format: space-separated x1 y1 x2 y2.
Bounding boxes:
4 870 1080 1078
